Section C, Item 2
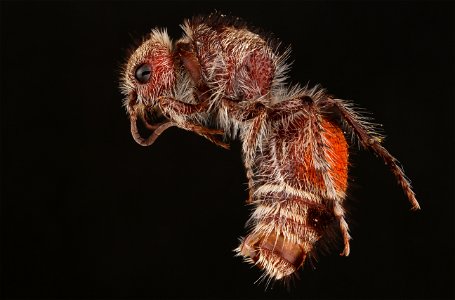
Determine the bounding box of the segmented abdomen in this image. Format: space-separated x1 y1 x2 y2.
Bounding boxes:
237 112 349 280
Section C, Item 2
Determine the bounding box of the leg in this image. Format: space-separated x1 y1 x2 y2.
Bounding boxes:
221 98 267 121
182 122 230 149
324 97 420 210
333 200 351 256
175 41 212 103
158 96 209 115
242 111 267 203
156 96 229 149
222 98 268 202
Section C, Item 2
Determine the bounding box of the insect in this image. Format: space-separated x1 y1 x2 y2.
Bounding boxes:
120 13 420 283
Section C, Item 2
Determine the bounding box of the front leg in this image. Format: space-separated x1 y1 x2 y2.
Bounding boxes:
158 96 229 149
158 96 209 116
175 41 212 103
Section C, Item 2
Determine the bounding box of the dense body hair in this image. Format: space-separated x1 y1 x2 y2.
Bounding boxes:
120 13 420 284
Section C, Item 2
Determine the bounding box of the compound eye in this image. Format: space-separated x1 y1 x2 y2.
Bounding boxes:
135 63 152 84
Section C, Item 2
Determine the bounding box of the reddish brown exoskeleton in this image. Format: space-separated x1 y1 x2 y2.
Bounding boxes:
120 14 420 283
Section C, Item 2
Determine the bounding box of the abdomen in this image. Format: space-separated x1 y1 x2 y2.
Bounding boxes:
237 112 349 280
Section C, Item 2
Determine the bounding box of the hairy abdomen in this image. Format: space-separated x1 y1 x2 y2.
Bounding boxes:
237 113 348 280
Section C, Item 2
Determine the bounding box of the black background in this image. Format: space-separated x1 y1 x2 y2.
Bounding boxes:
1 1 454 299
